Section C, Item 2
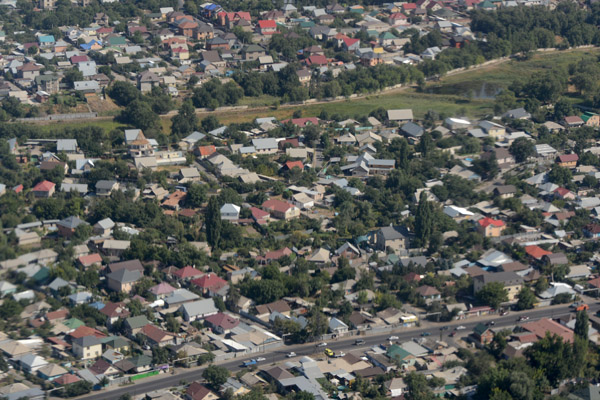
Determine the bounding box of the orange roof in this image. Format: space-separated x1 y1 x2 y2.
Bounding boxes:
32 180 55 192
198 145 216 157
478 217 505 228
524 245 552 260
283 161 303 170
78 253 102 267
162 190 187 207
69 325 106 339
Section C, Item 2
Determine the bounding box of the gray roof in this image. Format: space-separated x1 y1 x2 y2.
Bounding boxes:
184 131 206 143
96 180 117 190
164 288 200 306
58 216 88 229
387 109 413 121
252 138 278 150
126 315 150 330
107 268 142 284
73 335 102 347
95 218 115 230
401 122 424 137
61 183 88 193
181 298 218 317
474 271 523 286
379 226 408 240
48 277 70 291
56 139 77 152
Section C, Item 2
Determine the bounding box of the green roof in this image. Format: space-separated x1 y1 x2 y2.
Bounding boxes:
386 344 412 361
126 315 150 330
473 323 490 335
581 112 598 122
102 336 130 349
128 354 152 367
300 21 315 28
63 318 85 330
33 266 50 283
108 36 127 46
479 0 495 8
380 32 397 40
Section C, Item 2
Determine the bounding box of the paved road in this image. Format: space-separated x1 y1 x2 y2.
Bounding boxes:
77 302 599 400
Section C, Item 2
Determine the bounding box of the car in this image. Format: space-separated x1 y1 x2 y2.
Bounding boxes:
324 348 334 357
440 326 449 331
518 316 530 322
242 359 257 367
421 332 431 337
456 326 466 330
354 339 366 345
317 342 328 347
142 345 151 350
449 331 457 337
388 336 399 341
486 321 495 326
286 352 296 358
256 357 266 362
335 352 346 358
500 311 509 316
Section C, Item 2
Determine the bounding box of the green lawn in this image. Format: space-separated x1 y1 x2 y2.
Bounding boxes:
31 119 127 134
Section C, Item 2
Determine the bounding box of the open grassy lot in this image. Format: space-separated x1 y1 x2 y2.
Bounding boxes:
29 118 126 134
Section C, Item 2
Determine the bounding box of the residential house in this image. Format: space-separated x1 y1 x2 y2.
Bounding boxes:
557 154 579 168
32 180 55 198
106 269 142 293
220 203 241 221
181 299 219 321
191 273 228 297
141 324 175 347
95 180 119 196
477 217 505 237
473 272 523 302
72 336 102 360
262 199 301 220
204 312 240 334
374 226 410 253
472 323 494 345
57 216 88 238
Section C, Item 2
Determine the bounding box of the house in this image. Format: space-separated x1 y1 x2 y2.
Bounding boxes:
138 70 161 93
374 226 410 253
106 269 142 293
252 138 279 154
479 121 505 139
584 223 600 238
57 216 88 238
173 266 203 281
149 282 176 299
387 109 413 122
72 336 102 360
204 312 239 334
564 116 584 128
329 317 348 335
18 354 48 373
557 154 579 168
472 323 494 345
477 217 505 237
124 315 151 336
493 185 517 199
262 199 301 220
220 204 241 221
522 318 574 343
32 180 55 198
93 218 115 236
415 285 441 301
99 302 130 325
191 274 228 297
141 324 175 347
37 363 68 381
181 299 219 321
581 112 600 127
95 180 119 196
473 272 523 302
187 382 219 400
257 20 277 35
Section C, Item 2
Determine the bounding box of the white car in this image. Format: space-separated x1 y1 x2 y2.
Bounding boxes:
256 357 266 362
287 352 296 358
335 352 346 358
317 342 328 347
388 336 399 341
456 326 466 330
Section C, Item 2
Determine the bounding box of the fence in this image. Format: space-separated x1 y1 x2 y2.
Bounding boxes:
16 112 98 122
130 369 162 381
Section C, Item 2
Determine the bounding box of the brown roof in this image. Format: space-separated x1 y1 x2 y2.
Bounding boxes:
141 324 173 343
108 259 144 274
99 302 130 319
415 285 440 297
500 261 528 273
264 366 294 380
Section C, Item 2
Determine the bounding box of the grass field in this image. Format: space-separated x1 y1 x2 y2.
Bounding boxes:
32 119 126 134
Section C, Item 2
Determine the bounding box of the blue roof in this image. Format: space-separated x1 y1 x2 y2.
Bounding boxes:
205 3 220 10
90 301 105 310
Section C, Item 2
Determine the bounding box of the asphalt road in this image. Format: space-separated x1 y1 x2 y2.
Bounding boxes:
77 302 599 400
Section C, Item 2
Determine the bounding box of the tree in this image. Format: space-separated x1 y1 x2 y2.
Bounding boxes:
108 81 141 107
202 365 229 388
574 310 589 340
415 191 434 247
120 100 159 132
516 287 536 310
63 68 84 88
205 196 222 250
526 333 572 385
509 137 535 162
404 371 436 400
548 165 572 186
152 346 170 364
476 282 508 309
171 100 197 137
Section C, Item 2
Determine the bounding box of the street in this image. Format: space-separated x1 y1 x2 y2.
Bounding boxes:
76 301 599 400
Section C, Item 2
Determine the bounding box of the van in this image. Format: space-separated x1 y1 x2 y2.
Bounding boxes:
324 348 334 357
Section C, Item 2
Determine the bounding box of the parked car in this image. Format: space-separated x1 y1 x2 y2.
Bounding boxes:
286 352 296 358
335 352 345 358
354 339 366 345
421 332 431 336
